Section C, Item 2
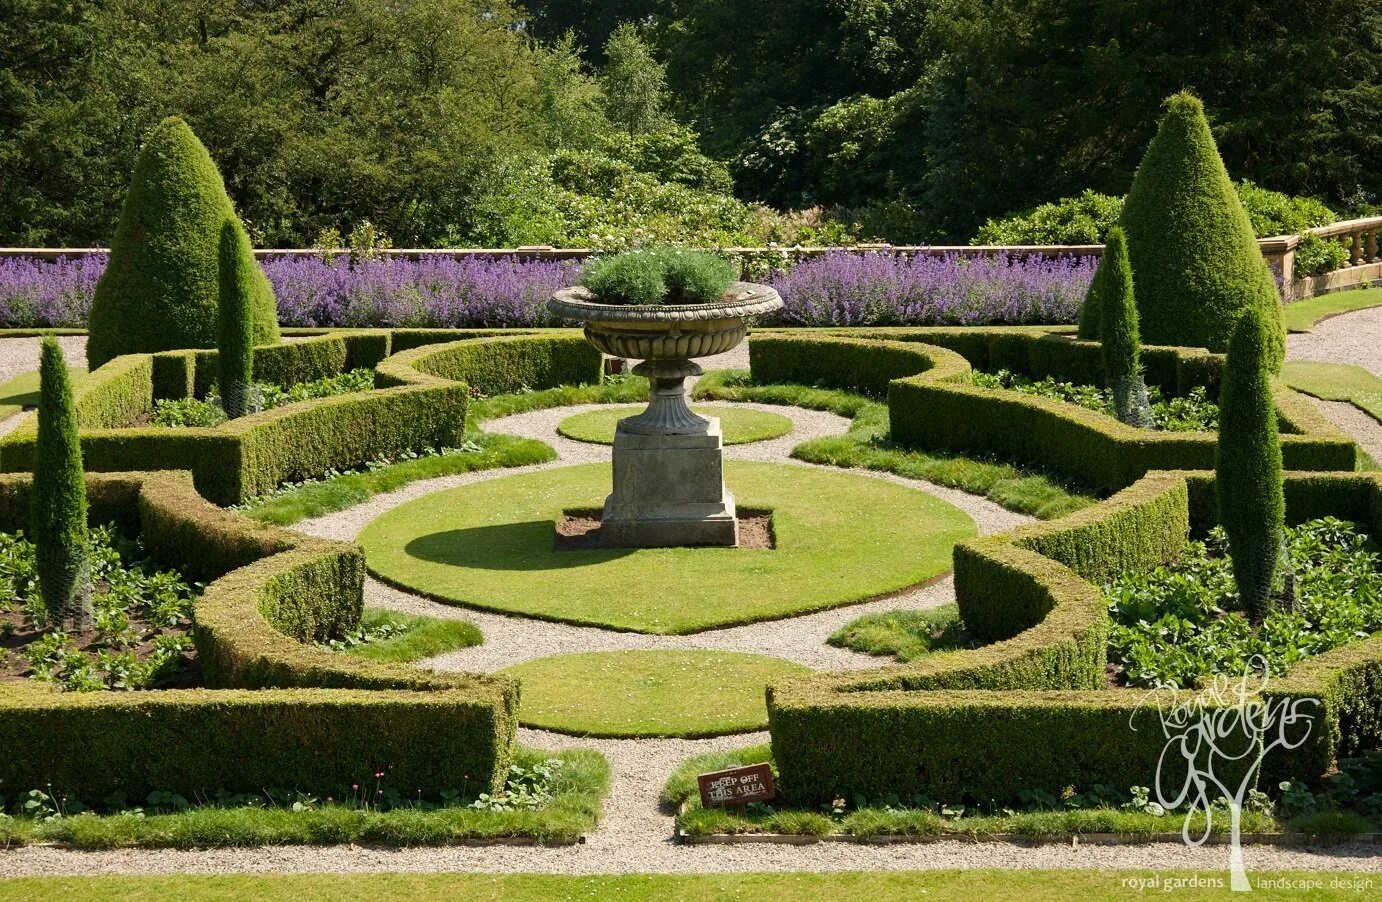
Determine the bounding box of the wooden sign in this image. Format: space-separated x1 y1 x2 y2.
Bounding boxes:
696 763 776 809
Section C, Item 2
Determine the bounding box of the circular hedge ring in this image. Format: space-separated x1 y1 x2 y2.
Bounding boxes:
557 404 792 446
500 649 809 737
358 461 975 634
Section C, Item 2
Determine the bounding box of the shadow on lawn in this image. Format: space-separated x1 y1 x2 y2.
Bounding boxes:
403 521 636 571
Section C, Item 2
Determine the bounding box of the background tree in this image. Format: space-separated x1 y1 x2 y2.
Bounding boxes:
217 221 257 419
600 24 672 135
1094 227 1151 426
1216 307 1286 623
31 337 91 630
86 117 279 367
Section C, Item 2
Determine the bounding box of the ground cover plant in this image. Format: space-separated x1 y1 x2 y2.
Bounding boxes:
151 369 376 428
663 746 1281 841
357 460 975 634
557 404 792 446
498 650 809 738
322 608 482 665
0 747 606 849
964 370 1220 432
0 524 198 691
1106 518 1382 689
694 370 1095 519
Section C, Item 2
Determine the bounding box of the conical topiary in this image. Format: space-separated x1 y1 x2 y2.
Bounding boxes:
1098 228 1152 427
87 117 279 368
1216 307 1285 623
32 336 92 629
218 220 256 419
1119 93 1284 370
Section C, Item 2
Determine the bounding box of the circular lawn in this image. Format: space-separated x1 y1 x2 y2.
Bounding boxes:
557 404 793 446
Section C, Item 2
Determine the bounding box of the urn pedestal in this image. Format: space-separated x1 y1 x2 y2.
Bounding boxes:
549 283 783 548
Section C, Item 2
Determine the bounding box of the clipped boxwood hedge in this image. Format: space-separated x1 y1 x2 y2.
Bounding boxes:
0 330 601 505
748 329 1356 491
0 471 515 800
767 470 1382 805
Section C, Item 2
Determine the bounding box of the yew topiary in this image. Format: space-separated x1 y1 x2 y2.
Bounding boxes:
1119 93 1284 369
87 117 279 369
218 221 257 418
32 336 92 629
1216 307 1285 622
1097 228 1151 427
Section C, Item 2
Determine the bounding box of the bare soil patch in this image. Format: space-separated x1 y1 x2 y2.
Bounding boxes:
555 508 776 551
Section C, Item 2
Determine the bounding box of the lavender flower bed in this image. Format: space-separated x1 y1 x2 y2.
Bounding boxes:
0 251 1094 330
769 251 1095 326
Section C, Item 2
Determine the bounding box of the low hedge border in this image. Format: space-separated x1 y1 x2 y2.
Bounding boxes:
0 329 601 504
748 330 1358 490
767 470 1382 806
0 470 516 801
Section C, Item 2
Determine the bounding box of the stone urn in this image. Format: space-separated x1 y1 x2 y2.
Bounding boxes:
549 282 783 548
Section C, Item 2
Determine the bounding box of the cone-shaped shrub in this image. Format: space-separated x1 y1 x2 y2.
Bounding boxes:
31 336 92 629
1120 93 1284 369
1216 307 1285 622
1098 228 1152 427
87 117 279 368
218 221 256 418
1077 247 1113 340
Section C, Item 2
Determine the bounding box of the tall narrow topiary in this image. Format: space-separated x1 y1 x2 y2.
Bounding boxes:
1120 93 1284 370
87 117 279 369
1216 307 1285 623
32 336 92 629
218 220 256 418
1098 227 1152 427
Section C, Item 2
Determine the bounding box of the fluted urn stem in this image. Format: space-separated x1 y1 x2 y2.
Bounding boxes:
621 359 709 435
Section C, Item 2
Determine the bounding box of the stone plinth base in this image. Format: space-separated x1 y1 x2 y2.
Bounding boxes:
601 419 738 548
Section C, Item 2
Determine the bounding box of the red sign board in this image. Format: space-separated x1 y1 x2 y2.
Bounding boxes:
696 763 776 808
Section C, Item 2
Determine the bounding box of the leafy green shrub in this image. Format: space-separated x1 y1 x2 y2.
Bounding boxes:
86 117 279 368
32 336 90 628
1095 227 1152 426
1294 233 1351 277
1119 93 1285 366
1216 307 1286 621
150 370 376 429
217 221 256 419
1108 519 1382 688
965 371 1218 432
581 246 736 305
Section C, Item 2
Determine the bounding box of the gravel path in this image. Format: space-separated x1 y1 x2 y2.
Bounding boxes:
0 335 87 384
1288 304 1382 377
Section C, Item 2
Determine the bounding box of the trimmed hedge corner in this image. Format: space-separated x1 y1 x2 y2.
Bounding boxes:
0 471 515 800
766 470 1382 805
0 330 600 504
748 329 1356 491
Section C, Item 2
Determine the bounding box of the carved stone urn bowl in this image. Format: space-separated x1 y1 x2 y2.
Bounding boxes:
548 282 783 547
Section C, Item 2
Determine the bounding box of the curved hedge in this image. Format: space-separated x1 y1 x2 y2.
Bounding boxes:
0 471 515 800
0 329 601 504
748 329 1356 491
767 470 1382 805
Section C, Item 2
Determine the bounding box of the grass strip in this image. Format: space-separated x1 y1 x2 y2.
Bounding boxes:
693 371 1095 519
1283 287 1382 332
0 747 607 849
339 608 482 664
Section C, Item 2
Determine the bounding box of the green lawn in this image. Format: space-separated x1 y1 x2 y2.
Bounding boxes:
828 602 973 662
358 460 975 634
1282 361 1382 423
499 649 808 737
340 608 482 663
1283 287 1382 332
0 366 84 420
4 871 1375 901
693 371 1094 520
557 404 792 445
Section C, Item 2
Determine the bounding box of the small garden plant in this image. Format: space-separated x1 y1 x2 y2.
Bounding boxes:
965 369 1219 432
151 369 376 428
581 246 737 305
0 524 198 691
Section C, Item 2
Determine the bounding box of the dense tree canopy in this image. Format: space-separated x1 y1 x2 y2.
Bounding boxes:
2 0 1376 246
